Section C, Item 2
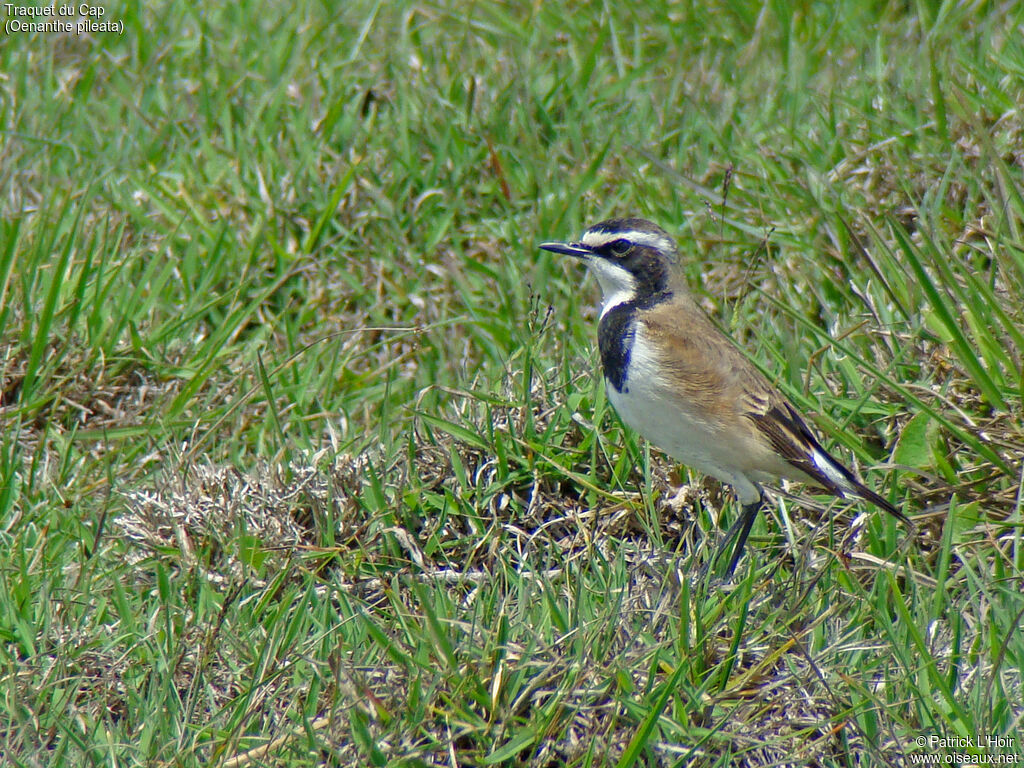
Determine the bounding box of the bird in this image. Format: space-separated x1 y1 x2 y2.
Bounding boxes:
539 217 910 575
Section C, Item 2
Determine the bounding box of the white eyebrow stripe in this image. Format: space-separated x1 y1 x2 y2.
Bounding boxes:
581 229 673 252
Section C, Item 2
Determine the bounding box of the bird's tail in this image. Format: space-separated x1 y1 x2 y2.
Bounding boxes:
755 401 911 526
811 443 911 525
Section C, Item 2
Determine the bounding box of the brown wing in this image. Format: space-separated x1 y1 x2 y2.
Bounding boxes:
745 395 848 495
638 296 908 523
639 298 747 413
745 391 909 523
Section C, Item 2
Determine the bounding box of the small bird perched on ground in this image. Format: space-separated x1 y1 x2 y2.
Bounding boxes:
540 217 910 575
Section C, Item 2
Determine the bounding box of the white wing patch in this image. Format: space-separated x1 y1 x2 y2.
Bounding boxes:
812 447 853 496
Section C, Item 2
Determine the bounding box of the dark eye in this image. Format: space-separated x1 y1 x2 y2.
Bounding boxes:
609 239 631 256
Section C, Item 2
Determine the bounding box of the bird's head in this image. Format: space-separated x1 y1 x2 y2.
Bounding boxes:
540 217 680 315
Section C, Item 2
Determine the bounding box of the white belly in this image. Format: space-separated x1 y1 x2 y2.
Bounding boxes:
607 373 719 475
604 330 756 499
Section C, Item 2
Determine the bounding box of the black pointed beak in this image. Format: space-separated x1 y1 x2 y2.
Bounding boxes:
539 241 593 258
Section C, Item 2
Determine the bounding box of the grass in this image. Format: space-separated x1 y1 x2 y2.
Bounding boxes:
1 0 1023 765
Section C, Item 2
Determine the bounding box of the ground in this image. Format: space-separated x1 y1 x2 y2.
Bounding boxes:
1 1 1023 766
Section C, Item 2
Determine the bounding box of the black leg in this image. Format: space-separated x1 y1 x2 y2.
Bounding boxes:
717 493 765 576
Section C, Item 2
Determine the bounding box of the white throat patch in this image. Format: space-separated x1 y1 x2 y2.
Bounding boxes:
584 257 637 318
